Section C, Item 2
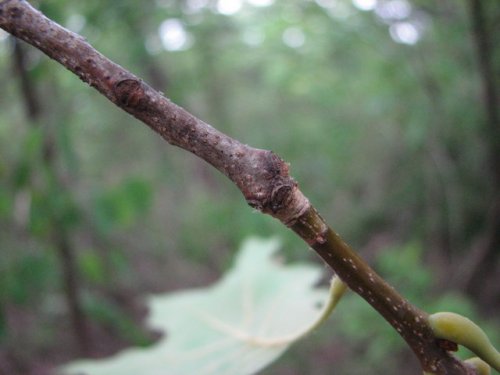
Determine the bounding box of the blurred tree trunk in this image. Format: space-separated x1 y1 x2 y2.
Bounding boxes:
462 0 500 311
11 38 90 355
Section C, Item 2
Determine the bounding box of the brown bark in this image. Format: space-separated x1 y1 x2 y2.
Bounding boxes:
0 1 479 373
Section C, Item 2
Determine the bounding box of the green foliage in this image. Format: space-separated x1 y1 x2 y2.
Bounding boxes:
61 237 334 375
11 127 44 189
93 177 153 232
29 186 80 235
78 250 106 285
84 295 152 347
0 184 11 218
0 252 53 305
377 242 432 300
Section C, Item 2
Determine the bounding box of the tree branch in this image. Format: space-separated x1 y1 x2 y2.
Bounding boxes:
0 1 476 373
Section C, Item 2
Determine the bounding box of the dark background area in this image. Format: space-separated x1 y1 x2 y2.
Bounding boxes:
0 0 498 374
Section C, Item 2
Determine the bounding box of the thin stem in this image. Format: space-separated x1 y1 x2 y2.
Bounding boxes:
290 207 471 374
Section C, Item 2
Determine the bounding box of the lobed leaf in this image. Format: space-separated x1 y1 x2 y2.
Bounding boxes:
61 237 338 375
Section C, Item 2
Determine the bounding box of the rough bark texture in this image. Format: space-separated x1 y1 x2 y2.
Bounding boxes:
0 1 477 373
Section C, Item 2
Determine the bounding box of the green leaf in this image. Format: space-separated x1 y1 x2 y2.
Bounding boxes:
0 185 12 218
1 253 52 305
78 251 106 284
61 237 340 375
93 177 152 231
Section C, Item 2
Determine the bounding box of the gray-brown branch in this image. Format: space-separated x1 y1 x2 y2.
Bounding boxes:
0 1 476 373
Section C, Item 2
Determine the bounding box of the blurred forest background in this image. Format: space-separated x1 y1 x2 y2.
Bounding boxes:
0 0 499 374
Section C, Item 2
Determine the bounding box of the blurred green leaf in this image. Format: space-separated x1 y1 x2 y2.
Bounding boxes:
12 128 45 189
53 190 81 228
78 251 106 284
1 254 52 305
376 242 432 298
12 159 31 189
94 177 152 231
84 295 152 346
29 190 52 236
61 237 331 375
24 127 45 157
0 185 12 218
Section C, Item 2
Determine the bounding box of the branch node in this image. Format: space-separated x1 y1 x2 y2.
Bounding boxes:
113 78 147 110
